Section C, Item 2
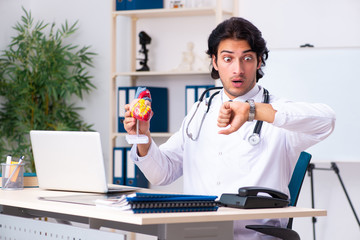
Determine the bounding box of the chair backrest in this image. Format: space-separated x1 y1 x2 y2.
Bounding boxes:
286 151 312 229
288 151 312 207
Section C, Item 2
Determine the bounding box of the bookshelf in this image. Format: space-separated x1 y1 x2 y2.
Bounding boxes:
109 0 237 184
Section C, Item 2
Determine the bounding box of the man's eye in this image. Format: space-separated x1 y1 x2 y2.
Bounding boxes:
243 56 253 61
224 57 231 62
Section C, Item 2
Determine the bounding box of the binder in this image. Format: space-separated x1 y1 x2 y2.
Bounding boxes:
115 0 126 10
117 86 168 133
125 148 148 188
125 0 163 11
132 206 218 214
95 192 219 213
185 85 215 115
129 200 218 209
125 192 218 202
113 147 125 185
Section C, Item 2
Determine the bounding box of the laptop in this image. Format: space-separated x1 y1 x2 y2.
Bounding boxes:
30 130 137 193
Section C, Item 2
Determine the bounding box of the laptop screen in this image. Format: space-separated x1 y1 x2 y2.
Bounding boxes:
30 130 110 193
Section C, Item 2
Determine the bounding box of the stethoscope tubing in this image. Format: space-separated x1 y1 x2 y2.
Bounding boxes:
186 87 269 145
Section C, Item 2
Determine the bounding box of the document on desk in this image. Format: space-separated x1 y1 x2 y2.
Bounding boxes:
39 193 113 206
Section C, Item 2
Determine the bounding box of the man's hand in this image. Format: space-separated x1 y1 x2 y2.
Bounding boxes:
217 101 277 135
123 101 153 156
217 101 250 135
124 99 152 136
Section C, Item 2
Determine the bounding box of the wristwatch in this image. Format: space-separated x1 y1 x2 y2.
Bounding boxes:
245 99 255 122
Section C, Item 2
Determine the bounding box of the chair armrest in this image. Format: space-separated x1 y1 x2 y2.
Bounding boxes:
245 225 300 240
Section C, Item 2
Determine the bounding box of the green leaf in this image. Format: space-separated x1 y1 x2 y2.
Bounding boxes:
0 7 96 172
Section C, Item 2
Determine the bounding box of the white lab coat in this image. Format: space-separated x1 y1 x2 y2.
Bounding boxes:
131 84 336 240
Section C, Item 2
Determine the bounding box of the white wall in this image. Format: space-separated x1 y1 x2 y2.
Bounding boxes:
1 0 360 239
0 0 112 173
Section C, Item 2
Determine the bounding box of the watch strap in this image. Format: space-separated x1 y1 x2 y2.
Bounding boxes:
246 99 255 122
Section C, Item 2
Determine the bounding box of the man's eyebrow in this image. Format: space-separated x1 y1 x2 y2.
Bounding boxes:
243 49 255 54
220 49 255 54
220 50 234 54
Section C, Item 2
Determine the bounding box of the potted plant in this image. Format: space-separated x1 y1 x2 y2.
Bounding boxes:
0 8 96 173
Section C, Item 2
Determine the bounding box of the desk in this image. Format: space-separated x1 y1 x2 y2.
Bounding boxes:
0 189 326 240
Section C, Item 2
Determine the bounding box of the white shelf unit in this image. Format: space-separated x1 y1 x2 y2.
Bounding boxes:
109 0 237 183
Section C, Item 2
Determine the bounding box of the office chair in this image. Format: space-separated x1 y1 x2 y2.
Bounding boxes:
246 151 312 240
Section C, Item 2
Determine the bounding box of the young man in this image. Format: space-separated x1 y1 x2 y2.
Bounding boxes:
123 17 336 239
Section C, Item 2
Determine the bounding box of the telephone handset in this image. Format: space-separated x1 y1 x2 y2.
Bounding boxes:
238 186 289 200
219 186 290 209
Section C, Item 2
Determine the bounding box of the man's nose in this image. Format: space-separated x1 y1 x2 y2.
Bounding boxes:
233 59 245 75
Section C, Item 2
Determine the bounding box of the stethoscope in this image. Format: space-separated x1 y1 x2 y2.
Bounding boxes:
185 87 269 146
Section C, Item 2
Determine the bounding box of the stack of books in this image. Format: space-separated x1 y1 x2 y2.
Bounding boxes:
95 192 219 214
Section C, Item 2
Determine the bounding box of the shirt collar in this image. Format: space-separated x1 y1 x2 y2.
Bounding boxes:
221 85 262 102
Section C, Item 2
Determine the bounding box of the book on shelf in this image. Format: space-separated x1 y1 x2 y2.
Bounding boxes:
116 0 163 11
95 192 219 213
113 147 148 188
185 84 215 115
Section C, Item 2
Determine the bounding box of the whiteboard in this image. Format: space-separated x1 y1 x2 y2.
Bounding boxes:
261 48 360 163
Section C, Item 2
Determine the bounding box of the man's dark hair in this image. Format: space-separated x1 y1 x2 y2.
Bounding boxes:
206 17 269 81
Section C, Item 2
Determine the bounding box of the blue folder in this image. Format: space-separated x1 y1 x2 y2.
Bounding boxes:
113 147 125 185
116 0 163 11
113 147 148 188
126 192 218 201
185 85 215 115
125 148 148 188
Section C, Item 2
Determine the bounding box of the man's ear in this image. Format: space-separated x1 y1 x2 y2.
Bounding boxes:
257 57 262 69
212 55 218 71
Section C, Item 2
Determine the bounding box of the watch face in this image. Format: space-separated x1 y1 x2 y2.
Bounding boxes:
248 133 260 145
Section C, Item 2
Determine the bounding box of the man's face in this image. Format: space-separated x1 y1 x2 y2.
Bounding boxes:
212 39 260 99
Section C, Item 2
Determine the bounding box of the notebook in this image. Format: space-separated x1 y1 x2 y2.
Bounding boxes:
94 192 219 213
30 130 138 193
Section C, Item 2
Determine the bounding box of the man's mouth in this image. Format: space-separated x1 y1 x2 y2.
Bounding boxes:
232 78 244 87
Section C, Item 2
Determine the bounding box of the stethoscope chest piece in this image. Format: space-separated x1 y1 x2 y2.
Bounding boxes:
248 133 261 146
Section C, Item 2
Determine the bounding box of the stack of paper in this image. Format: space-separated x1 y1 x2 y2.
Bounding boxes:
95 192 219 213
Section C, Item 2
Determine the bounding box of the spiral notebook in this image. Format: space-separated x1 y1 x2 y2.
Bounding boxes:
95 192 220 213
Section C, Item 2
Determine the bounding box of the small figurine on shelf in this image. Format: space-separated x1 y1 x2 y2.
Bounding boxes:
173 42 195 72
136 31 151 72
169 0 184 8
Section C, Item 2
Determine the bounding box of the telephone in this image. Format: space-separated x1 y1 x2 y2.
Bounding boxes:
219 186 290 209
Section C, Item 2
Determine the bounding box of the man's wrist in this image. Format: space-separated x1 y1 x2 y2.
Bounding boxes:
245 99 255 122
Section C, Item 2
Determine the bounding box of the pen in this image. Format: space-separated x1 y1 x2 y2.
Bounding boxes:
4 156 24 188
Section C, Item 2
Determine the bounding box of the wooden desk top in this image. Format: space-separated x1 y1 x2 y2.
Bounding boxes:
0 188 326 225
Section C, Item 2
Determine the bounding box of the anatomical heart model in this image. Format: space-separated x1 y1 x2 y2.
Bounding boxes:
126 87 152 144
